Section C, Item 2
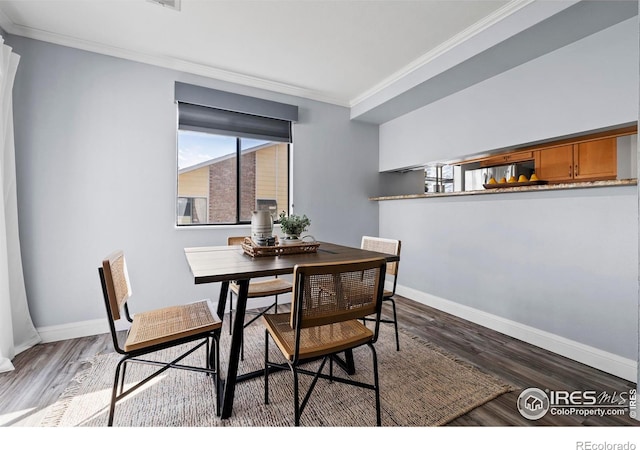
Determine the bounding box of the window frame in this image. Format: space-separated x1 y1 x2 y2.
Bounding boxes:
174 83 298 228
175 130 291 227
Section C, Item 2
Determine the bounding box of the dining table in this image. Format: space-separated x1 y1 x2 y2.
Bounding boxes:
183 240 400 419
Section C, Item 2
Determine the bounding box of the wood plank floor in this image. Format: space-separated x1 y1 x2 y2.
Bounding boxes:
0 296 637 427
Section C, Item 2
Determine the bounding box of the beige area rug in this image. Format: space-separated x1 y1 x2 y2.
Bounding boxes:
40 322 512 427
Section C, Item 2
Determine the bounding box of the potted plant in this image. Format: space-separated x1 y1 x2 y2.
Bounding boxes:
278 211 310 244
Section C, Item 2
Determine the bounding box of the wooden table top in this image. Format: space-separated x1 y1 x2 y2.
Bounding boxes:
184 241 399 284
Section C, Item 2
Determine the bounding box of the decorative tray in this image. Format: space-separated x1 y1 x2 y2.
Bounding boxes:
242 237 320 257
483 180 548 189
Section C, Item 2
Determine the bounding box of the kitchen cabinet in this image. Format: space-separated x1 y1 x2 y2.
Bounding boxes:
574 138 617 180
479 150 534 168
456 126 633 187
536 137 617 182
536 144 574 182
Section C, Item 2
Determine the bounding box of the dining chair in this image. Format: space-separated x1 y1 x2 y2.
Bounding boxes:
98 250 222 426
360 236 402 351
227 236 293 359
262 257 387 426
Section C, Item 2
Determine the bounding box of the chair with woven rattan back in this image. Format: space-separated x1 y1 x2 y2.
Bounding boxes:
227 236 292 358
98 250 223 426
361 236 402 351
262 257 387 426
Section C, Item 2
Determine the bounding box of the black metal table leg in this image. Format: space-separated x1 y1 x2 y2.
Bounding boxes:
216 281 229 320
220 278 249 419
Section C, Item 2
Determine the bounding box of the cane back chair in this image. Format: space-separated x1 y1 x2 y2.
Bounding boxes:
98 250 222 426
262 257 387 426
227 236 292 358
360 236 402 351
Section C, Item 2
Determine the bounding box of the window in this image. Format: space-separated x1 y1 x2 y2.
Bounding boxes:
177 131 289 225
174 82 298 226
425 164 455 193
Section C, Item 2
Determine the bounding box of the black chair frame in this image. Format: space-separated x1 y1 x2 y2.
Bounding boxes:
361 237 401 351
98 267 222 426
263 259 386 426
264 339 382 426
361 277 400 350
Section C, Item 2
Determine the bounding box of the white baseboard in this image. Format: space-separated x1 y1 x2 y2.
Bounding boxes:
37 318 125 343
397 284 638 382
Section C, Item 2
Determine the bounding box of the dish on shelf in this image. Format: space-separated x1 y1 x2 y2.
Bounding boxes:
483 180 548 189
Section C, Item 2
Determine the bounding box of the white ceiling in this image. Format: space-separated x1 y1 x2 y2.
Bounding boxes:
0 0 518 107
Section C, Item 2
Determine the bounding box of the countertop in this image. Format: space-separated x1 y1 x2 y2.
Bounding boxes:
369 179 637 201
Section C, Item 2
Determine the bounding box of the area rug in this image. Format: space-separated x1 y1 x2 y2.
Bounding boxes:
40 322 512 427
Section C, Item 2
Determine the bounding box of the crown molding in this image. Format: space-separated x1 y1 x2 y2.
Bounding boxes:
349 0 536 108
0 16 350 108
0 0 553 112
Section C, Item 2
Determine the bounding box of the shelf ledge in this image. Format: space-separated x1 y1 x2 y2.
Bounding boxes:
369 179 637 201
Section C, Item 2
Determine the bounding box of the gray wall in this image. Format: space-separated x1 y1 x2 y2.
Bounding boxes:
378 17 639 362
7 36 380 329
380 187 638 360
380 16 639 171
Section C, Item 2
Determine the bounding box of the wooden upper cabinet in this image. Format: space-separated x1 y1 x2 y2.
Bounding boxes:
479 151 534 167
535 137 617 183
573 138 617 180
461 126 632 184
536 144 574 182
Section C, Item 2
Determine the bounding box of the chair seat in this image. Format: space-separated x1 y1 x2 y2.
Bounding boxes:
383 289 393 298
125 299 222 352
230 278 292 298
262 312 373 361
